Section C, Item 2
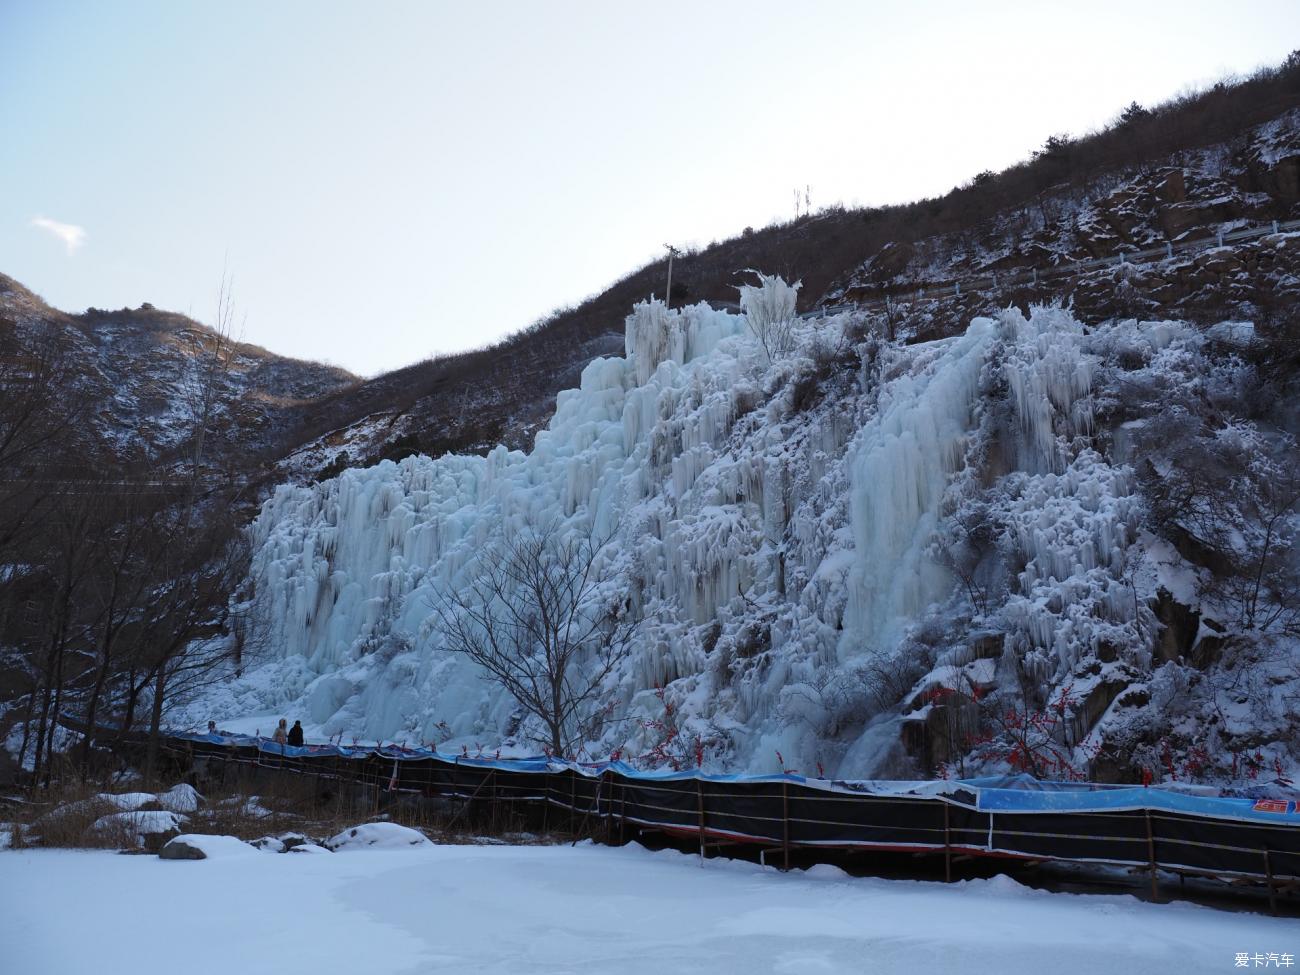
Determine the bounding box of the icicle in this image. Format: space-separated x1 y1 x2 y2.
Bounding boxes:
841 318 996 653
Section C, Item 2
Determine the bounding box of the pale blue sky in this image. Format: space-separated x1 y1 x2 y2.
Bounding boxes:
2 1 1296 375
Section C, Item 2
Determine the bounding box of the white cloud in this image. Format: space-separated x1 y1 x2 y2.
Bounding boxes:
31 215 87 255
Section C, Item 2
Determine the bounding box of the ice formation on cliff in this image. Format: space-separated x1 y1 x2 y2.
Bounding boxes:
194 291 1170 776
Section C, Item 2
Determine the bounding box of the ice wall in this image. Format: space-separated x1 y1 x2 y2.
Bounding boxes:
842 319 995 652
200 297 1154 777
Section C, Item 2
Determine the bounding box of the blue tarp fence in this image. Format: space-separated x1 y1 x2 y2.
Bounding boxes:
173 731 1299 828
163 730 1300 890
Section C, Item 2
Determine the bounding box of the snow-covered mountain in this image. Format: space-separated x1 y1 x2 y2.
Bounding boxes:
190 271 1300 785
0 274 356 468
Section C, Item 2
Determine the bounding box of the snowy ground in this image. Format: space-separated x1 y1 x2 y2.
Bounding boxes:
1 842 1292 974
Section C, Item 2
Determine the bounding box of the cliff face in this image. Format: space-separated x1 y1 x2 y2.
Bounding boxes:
187 270 1300 788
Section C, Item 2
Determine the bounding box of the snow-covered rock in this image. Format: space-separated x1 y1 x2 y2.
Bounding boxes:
96 792 159 812
251 831 313 853
160 834 261 860
324 822 431 851
157 784 203 813
93 810 187 849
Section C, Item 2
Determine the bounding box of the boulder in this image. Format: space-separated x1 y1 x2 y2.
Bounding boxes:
1152 588 1199 663
867 241 915 281
157 783 203 813
1068 677 1131 744
251 831 313 853
1154 168 1187 204
324 822 431 851
160 834 260 860
92 810 186 851
159 837 209 860
899 698 979 770
968 631 1004 661
96 792 160 812
1190 633 1228 670
1268 155 1300 203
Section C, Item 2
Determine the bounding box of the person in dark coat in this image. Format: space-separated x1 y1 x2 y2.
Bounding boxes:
287 720 304 747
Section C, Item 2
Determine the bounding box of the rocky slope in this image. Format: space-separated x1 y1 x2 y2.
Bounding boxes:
0 274 357 471
269 105 1300 486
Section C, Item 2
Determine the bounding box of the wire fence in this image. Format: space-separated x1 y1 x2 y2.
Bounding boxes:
155 732 1300 911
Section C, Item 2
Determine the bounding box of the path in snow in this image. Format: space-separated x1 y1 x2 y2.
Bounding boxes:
1 843 1292 974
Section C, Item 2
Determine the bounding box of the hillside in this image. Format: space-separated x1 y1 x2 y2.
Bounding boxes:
270 62 1300 483
0 273 357 472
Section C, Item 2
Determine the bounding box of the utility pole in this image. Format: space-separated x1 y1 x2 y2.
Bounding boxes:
664 243 680 308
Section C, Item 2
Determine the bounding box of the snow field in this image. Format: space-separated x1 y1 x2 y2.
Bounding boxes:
0 843 1292 975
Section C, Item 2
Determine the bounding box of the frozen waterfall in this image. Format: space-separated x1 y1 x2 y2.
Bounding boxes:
197 297 1148 778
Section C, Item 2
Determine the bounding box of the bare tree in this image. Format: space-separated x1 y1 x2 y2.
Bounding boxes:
737 271 801 361
431 526 636 756
2 276 255 789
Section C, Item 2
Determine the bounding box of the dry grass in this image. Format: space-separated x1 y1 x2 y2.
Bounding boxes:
3 767 572 852
3 780 154 850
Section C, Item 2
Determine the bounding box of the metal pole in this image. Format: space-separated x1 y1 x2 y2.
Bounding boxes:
542 772 550 835
572 773 605 846
619 779 627 846
664 244 680 308
944 803 952 883
782 781 791 871
1145 810 1159 902
1265 849 1278 916
696 779 707 864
